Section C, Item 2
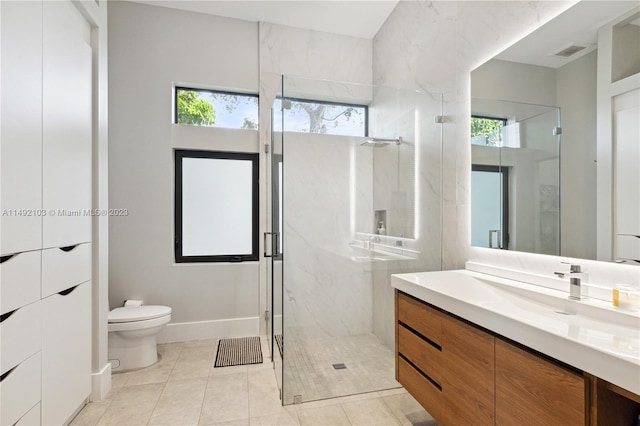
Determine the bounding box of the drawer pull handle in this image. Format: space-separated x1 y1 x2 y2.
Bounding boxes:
58 284 79 296
0 254 17 264
59 244 80 252
0 365 17 382
0 308 17 323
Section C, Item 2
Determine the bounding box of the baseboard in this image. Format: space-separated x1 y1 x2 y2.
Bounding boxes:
157 317 260 343
91 363 112 401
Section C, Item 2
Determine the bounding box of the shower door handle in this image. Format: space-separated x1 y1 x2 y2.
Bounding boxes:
263 232 280 258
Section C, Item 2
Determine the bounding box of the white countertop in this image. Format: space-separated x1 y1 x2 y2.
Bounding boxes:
391 269 640 395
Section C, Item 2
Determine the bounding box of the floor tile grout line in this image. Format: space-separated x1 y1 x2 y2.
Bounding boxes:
195 340 216 426
145 346 180 426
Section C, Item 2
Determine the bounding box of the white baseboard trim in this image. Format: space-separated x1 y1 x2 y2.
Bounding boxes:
157 317 260 343
91 363 112 401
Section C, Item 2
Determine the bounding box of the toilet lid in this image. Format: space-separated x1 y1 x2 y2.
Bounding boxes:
109 305 172 323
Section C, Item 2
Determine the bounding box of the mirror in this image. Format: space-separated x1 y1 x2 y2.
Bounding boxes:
471 0 640 263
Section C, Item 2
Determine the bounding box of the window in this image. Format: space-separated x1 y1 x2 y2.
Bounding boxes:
273 98 367 137
175 87 259 130
175 150 259 263
471 116 506 146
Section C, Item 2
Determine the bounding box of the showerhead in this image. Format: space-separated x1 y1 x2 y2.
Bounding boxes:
359 136 402 147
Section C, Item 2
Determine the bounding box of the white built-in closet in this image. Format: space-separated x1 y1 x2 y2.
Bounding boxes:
0 0 93 424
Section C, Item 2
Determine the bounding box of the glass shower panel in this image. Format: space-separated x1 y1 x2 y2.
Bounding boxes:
279 75 443 404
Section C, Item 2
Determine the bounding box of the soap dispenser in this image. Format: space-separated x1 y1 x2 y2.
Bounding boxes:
378 221 386 235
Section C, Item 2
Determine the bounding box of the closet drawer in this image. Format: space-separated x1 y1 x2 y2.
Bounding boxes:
0 352 41 426
15 402 40 426
0 250 41 315
0 300 41 375
41 242 91 298
616 234 640 261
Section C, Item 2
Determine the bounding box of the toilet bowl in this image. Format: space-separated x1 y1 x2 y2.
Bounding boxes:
108 304 171 371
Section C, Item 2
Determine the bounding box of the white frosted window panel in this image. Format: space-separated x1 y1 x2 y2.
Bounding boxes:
182 158 253 256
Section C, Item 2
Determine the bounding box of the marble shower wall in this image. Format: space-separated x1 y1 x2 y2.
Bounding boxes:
282 132 374 339
369 0 577 349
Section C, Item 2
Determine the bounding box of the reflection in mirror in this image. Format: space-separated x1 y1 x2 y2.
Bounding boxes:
471 99 561 255
471 0 640 263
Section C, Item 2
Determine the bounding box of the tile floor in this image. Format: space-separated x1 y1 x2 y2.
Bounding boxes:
72 338 436 426
282 334 400 404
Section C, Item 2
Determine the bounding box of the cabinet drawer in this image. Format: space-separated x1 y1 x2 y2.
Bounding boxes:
41 242 91 298
398 324 443 386
0 352 41 426
0 250 41 315
495 339 584 426
398 355 442 421
0 300 41 375
397 292 443 346
42 281 91 426
14 402 40 426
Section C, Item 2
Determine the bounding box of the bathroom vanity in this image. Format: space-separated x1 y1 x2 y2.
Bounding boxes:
392 269 640 425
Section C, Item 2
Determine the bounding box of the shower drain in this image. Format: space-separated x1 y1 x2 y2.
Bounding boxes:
332 363 347 370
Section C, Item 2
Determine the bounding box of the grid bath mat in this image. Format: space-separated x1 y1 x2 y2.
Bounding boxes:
214 336 263 368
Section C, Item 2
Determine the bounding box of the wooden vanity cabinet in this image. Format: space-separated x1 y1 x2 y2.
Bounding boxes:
395 290 589 425
396 291 495 425
495 339 584 425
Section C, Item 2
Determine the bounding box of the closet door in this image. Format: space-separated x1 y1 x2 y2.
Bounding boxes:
42 0 92 249
0 0 43 255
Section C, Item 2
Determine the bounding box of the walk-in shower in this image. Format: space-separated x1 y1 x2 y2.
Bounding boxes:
266 75 443 405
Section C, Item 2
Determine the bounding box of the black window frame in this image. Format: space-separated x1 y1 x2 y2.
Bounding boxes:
174 87 259 128
174 149 259 263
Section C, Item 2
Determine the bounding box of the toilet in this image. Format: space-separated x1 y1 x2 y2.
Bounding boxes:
108 302 172 371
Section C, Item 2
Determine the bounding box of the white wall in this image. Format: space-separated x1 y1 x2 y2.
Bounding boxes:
108 2 260 340
109 2 377 342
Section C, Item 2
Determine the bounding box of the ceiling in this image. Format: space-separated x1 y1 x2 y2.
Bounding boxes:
496 1 640 69
125 0 400 39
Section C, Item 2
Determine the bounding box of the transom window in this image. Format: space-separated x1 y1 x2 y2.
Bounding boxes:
175 87 259 130
471 116 506 147
273 98 368 137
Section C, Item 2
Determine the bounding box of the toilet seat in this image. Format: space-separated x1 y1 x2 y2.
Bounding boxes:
109 305 172 323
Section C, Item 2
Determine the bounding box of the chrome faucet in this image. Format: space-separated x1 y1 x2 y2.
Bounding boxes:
554 263 587 300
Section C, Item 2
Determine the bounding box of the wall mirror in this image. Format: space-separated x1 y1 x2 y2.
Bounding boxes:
471 0 640 264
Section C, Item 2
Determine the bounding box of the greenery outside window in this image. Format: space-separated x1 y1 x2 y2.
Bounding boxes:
175 87 259 130
175 149 259 263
